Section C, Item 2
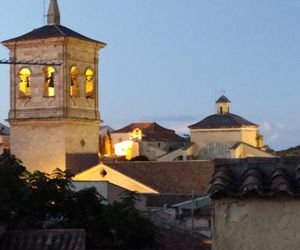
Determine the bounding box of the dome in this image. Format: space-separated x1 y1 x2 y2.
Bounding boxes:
188 113 258 129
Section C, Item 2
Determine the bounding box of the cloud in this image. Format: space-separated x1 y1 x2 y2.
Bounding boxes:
260 120 300 150
261 121 272 132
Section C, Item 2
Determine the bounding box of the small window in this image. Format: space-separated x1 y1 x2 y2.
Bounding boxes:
44 66 55 97
70 66 79 97
19 68 31 97
220 106 223 114
85 68 94 98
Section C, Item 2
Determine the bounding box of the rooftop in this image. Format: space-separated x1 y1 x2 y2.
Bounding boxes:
209 157 300 198
215 95 231 103
0 229 85 250
112 122 185 142
105 161 214 195
2 24 106 46
0 123 9 136
188 113 258 129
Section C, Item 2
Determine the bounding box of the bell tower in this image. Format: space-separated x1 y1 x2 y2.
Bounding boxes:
2 0 106 173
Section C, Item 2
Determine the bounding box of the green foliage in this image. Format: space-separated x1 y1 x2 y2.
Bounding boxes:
0 153 157 249
0 153 28 227
107 191 158 249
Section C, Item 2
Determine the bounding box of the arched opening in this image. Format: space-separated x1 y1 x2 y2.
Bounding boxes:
19 68 31 97
44 66 55 97
70 66 79 97
85 68 94 98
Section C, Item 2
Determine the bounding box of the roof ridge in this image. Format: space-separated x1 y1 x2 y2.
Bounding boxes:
53 24 66 36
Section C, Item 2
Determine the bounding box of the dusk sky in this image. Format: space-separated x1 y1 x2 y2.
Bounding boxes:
0 0 299 150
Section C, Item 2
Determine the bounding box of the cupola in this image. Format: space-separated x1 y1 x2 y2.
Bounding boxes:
216 95 231 115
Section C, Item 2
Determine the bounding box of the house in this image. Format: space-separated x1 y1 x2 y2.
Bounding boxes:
209 156 300 250
110 122 186 160
73 160 214 208
0 123 10 154
73 160 214 247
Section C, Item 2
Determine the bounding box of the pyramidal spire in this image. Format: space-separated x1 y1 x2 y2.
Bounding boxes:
47 0 60 25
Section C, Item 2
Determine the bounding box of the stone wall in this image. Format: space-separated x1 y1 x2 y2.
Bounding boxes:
212 197 300 250
10 119 99 173
232 143 274 158
191 127 258 150
4 35 103 173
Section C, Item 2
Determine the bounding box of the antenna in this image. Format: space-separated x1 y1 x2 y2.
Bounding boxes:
43 0 46 25
0 59 62 66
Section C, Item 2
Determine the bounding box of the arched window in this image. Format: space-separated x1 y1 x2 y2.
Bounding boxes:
44 66 55 97
85 68 94 98
70 66 79 97
19 68 31 97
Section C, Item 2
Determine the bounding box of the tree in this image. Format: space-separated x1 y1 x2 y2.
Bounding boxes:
0 153 158 249
106 191 158 249
0 153 28 228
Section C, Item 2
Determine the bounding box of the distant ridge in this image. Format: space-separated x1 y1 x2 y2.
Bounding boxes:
277 145 300 157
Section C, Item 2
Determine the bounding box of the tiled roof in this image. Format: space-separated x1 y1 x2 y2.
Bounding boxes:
112 122 185 142
2 25 106 46
188 113 258 129
112 122 174 133
143 131 185 142
158 227 211 250
66 153 99 175
0 123 9 136
0 229 85 250
105 161 214 195
215 95 231 103
209 157 300 198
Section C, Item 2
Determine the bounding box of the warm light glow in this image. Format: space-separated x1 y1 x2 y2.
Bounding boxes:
115 140 133 159
131 128 142 140
19 68 31 97
85 68 94 97
70 66 79 97
73 164 159 194
44 66 55 97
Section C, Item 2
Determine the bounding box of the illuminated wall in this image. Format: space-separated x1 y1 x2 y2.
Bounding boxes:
19 68 31 97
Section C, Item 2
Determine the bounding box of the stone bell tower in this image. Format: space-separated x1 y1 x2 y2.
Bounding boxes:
2 0 106 173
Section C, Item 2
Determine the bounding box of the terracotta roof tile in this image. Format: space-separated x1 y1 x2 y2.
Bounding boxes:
0 229 85 250
112 122 185 142
209 157 300 198
158 227 211 250
112 122 175 133
0 123 9 136
66 153 99 175
143 131 185 142
105 161 214 195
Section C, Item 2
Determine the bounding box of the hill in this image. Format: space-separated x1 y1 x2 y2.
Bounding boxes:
276 145 300 157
